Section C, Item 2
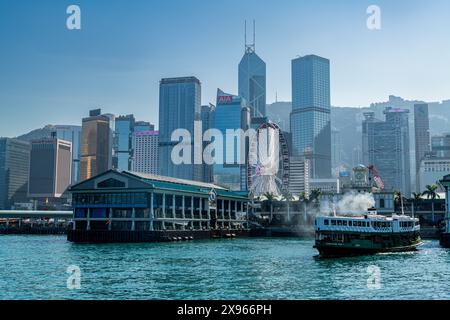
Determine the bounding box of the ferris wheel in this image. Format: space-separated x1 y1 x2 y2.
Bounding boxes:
247 122 290 198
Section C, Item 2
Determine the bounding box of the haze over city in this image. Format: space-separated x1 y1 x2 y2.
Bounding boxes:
1 0 450 137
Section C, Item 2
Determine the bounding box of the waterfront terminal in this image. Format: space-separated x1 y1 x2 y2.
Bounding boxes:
68 170 250 243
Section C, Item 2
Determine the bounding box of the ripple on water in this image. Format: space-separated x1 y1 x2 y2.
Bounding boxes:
0 236 449 300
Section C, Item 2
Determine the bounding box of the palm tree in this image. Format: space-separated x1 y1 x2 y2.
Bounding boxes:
422 184 441 223
393 190 406 214
263 192 276 223
309 189 322 207
410 192 422 219
281 191 294 222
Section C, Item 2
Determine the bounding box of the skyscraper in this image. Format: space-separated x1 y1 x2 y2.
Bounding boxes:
238 21 266 118
290 55 332 178
0 138 31 209
158 77 202 181
80 109 114 181
52 126 81 184
17 125 81 184
201 104 215 183
213 89 251 191
331 129 342 173
414 104 431 191
133 131 159 175
28 137 72 200
363 108 411 196
114 114 135 171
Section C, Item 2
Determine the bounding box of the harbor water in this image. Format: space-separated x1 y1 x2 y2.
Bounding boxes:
0 236 449 300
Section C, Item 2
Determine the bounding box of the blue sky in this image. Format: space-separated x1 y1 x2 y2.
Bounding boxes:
1 0 450 137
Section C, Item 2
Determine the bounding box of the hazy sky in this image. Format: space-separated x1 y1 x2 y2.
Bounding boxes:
1 0 450 137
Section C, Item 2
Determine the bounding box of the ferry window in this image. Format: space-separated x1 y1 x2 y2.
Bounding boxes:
379 199 385 208
337 220 342 226
358 221 362 227
324 220 329 226
331 220 336 226
348 221 352 227
343 221 348 226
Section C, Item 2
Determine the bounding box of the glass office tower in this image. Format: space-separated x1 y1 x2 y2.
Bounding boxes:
213 89 250 191
158 77 202 181
80 109 114 181
239 45 266 118
114 115 135 172
290 55 332 178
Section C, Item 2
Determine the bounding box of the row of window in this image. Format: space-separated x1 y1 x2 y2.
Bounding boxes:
73 192 248 213
323 219 392 228
73 193 148 206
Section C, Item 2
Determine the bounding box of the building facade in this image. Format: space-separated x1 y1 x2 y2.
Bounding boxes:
432 134 450 158
114 115 135 172
363 108 411 196
134 121 154 134
414 104 431 190
0 138 31 209
133 131 159 175
290 55 332 179
28 138 72 199
213 89 251 191
158 77 202 181
288 157 310 196
80 109 114 181
418 157 450 192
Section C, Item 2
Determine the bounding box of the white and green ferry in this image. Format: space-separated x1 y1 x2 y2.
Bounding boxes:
314 209 422 257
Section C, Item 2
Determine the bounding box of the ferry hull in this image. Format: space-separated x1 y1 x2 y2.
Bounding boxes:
314 242 422 258
67 229 249 243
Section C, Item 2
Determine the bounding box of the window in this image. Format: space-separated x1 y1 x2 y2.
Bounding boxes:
97 178 125 189
324 219 329 226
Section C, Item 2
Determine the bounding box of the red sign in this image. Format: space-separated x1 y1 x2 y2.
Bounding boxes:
218 95 233 104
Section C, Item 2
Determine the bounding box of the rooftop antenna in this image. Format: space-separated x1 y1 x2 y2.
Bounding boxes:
253 19 256 51
244 19 255 53
244 20 247 51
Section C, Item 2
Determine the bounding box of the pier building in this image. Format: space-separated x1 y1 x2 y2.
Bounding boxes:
68 170 250 243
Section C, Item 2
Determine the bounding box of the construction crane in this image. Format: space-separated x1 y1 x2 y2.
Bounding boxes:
368 165 385 192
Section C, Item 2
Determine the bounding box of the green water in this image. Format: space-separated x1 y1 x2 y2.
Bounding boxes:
0 236 449 300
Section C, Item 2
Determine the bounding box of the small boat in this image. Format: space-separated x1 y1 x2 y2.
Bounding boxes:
314 209 423 257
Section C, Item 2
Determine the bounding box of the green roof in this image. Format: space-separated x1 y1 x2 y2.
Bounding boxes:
123 172 249 200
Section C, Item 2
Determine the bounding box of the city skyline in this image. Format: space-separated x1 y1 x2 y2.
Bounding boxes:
1 0 450 137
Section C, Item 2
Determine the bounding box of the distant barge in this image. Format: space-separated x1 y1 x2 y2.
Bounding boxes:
314 210 422 257
68 170 250 243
